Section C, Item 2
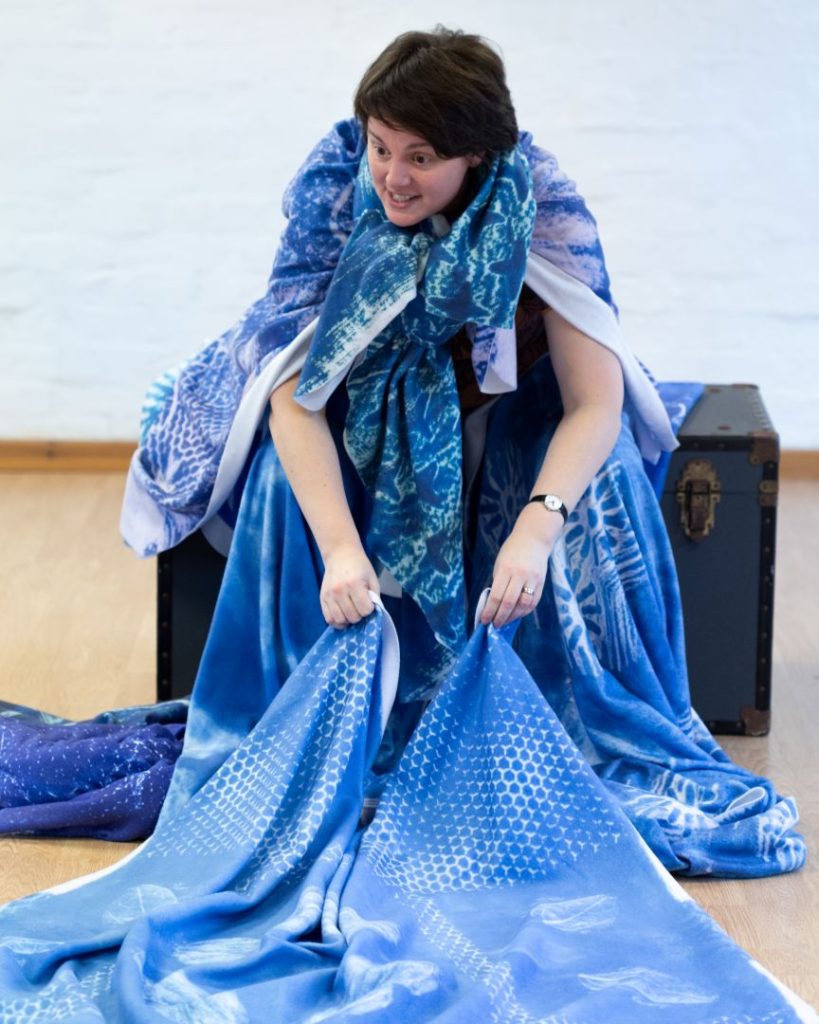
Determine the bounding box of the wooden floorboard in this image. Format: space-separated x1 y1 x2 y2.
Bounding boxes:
0 473 816 1006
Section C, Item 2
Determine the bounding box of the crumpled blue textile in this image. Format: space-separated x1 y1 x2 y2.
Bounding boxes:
293 148 535 653
472 363 805 878
0 384 699 845
1 400 813 1018
0 533 812 1020
0 700 187 841
124 118 617 557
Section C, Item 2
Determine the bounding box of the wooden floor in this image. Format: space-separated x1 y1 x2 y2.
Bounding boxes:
0 472 817 1007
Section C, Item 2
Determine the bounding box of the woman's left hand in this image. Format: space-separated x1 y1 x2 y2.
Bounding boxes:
479 506 563 627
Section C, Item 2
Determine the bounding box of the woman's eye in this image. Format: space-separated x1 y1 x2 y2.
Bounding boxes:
413 154 432 166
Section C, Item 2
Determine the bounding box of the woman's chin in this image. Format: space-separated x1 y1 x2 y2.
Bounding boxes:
386 212 423 228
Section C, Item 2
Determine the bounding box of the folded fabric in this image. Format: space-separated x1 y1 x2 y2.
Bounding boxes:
0 700 187 840
0 602 813 1022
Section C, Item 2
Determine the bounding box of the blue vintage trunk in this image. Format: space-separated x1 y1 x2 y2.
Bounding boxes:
660 384 778 734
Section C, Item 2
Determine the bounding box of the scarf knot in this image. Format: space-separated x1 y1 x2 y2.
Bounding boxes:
295 148 536 652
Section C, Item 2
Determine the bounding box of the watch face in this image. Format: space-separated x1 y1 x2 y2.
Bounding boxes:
544 495 561 511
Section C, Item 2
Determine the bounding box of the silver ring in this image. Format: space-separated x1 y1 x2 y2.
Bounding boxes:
521 585 535 596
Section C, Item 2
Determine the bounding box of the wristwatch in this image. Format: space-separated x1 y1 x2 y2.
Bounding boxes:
528 493 569 523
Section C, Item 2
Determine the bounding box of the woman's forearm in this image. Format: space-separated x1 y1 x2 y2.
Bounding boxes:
269 378 379 626
516 402 622 541
267 378 362 560
480 311 624 625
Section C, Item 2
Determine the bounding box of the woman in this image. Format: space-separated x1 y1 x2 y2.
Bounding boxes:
0 27 813 1023
269 39 623 639
226 26 800 878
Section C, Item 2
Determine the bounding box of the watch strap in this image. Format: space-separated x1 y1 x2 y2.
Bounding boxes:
528 493 569 523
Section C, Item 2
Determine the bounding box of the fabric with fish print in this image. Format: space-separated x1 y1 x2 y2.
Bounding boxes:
0 471 812 1019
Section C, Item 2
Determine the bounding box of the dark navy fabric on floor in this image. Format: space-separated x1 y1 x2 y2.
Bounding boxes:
0 701 187 841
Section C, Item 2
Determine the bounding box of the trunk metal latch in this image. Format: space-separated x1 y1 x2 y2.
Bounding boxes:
676 459 721 542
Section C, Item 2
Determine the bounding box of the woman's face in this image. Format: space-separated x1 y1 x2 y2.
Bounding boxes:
366 118 483 227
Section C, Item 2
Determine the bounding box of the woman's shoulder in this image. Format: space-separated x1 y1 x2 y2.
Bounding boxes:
282 118 366 216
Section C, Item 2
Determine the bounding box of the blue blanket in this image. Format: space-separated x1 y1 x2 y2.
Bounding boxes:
0 120 812 1020
0 445 812 1018
0 700 187 840
122 118 675 559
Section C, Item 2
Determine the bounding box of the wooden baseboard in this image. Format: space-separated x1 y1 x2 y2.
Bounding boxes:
1 439 818 478
0 441 136 472
780 450 819 479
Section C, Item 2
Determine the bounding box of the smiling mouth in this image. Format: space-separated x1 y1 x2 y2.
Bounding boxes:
388 191 419 204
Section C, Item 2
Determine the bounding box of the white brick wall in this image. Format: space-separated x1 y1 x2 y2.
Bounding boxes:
2 1 818 444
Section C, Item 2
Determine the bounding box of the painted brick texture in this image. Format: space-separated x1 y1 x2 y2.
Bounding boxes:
2 1 817 444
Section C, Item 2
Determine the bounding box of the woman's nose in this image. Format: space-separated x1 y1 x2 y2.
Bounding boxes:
385 160 412 189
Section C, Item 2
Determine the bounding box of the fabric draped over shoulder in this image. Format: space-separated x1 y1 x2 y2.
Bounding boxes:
120 117 674 559
292 151 535 652
121 119 366 557
0 117 812 1020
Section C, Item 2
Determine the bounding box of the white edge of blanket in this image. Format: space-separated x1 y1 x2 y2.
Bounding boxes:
199 320 319 545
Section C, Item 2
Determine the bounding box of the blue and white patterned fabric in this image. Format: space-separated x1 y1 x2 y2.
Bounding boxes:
294 148 535 653
472 365 804 878
0 434 814 1022
120 118 676 558
0 699 187 840
2 117 806 1018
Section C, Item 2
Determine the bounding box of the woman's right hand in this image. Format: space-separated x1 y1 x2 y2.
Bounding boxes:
320 542 380 628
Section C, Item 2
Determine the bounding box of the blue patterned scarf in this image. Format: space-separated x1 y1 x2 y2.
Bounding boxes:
294 151 535 652
122 119 609 558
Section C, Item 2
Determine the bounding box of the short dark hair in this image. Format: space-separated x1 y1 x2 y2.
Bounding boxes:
353 27 519 159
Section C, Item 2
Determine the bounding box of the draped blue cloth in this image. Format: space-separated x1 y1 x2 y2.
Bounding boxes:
473 366 803 878
0 116 812 1020
123 119 618 558
294 148 535 653
0 433 814 1022
0 700 187 841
